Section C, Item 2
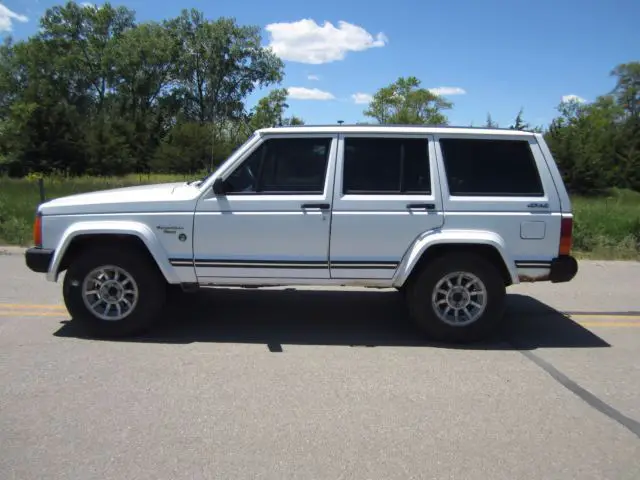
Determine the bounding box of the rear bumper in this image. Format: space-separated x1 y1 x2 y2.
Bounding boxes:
25 247 54 273
549 255 578 283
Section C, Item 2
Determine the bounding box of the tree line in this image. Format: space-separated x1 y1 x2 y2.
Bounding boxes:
0 1 296 177
544 65 639 194
0 1 638 196
358 70 639 195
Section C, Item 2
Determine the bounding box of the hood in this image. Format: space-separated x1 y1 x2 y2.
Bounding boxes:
39 182 202 215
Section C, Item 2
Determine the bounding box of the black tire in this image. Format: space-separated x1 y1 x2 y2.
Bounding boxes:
63 245 167 338
405 252 506 343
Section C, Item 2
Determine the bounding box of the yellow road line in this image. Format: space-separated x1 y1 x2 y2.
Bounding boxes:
576 321 640 328
0 304 639 326
568 314 640 321
0 303 66 310
0 311 66 317
0 304 638 317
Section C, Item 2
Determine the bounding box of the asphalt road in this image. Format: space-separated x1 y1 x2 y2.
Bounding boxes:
1 252 640 479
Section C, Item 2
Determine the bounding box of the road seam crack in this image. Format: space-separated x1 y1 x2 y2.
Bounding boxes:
515 346 640 440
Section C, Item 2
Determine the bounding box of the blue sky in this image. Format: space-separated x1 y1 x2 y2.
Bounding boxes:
2 0 639 128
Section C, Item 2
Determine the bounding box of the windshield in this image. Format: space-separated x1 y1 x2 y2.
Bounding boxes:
189 132 259 187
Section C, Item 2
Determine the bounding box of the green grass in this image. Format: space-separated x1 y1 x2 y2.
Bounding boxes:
1 175 639 260
0 173 197 246
572 188 640 260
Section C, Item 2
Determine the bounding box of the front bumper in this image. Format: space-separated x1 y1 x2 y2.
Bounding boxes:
549 255 578 283
25 247 54 273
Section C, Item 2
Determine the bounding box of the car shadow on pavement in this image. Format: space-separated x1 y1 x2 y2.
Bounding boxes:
53 288 611 350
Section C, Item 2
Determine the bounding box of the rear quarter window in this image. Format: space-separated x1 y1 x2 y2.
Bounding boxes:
439 138 544 197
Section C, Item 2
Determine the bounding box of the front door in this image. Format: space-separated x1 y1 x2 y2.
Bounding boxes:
193 134 337 281
329 133 444 280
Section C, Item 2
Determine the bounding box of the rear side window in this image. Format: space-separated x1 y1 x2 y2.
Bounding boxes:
439 138 544 197
342 137 431 194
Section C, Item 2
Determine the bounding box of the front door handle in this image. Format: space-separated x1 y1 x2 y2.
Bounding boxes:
301 203 330 210
406 203 435 210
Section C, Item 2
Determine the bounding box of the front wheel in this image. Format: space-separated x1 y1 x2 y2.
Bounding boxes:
63 246 167 338
406 253 506 343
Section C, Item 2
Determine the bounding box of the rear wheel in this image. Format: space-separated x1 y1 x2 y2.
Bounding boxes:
406 253 506 343
63 246 167 338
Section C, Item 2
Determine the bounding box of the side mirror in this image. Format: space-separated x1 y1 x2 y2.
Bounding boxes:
212 177 226 195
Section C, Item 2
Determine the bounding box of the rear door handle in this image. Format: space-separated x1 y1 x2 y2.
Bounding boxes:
406 203 435 210
301 203 330 210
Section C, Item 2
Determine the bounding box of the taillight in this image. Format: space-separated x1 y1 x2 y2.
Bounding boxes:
33 213 42 248
559 216 573 256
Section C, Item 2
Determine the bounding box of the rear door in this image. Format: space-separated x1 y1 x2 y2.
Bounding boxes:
328 133 445 280
433 133 562 275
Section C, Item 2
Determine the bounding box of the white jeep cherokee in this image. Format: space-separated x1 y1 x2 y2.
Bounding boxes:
25 125 578 343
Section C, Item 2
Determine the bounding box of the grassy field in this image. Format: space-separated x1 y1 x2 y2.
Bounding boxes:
1 175 639 260
570 188 640 260
0 174 197 247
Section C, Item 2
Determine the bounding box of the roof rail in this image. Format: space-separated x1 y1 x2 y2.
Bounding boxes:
263 124 537 133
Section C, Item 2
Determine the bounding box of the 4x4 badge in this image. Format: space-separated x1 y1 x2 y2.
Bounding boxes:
527 203 549 209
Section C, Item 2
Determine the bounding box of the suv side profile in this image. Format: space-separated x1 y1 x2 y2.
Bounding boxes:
25 125 578 343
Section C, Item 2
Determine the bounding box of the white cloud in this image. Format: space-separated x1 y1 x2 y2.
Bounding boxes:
287 87 335 100
351 93 373 104
561 94 586 103
265 19 388 64
0 4 28 32
428 86 467 96
307 74 320 81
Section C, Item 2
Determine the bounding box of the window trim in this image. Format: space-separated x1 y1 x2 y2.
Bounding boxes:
437 136 546 198
222 134 335 196
340 135 433 196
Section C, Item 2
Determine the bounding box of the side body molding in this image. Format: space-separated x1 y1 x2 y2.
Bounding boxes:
46 220 181 284
392 229 520 287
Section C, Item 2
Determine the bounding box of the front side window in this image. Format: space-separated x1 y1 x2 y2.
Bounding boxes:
342 137 431 194
224 137 331 194
439 138 544 197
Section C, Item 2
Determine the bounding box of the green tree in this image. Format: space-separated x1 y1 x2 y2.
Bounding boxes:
0 37 89 175
39 1 136 114
165 9 284 125
610 62 640 121
110 22 179 173
545 95 628 193
248 88 290 130
284 115 305 126
510 108 530 130
0 2 285 176
363 76 453 125
508 108 544 133
152 121 211 174
485 113 497 128
246 88 305 131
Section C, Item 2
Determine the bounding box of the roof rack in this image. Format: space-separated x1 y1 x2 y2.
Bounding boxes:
263 124 536 133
